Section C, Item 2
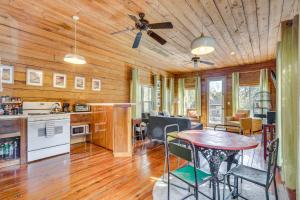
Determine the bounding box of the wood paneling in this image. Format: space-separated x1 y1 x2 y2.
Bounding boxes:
0 1 297 77
0 1 172 104
176 61 276 126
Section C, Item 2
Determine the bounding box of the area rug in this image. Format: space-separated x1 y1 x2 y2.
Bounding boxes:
153 175 277 200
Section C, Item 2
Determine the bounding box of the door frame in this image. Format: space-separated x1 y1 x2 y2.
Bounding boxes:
206 76 226 127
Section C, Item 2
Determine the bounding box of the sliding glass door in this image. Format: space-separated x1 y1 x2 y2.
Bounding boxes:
207 78 225 126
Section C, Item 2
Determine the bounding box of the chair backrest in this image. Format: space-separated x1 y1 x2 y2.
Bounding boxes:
236 109 250 117
266 138 279 186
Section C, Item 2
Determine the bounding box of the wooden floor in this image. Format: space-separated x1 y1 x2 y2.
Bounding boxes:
0 135 288 200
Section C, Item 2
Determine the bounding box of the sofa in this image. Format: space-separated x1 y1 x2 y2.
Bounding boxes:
147 115 203 141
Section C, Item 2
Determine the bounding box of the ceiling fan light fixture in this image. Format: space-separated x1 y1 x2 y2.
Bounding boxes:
191 34 215 55
64 16 87 65
64 53 86 64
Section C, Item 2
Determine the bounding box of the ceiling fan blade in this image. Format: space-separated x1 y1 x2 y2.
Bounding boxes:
148 22 173 29
199 60 215 65
132 32 142 48
111 27 135 35
147 30 166 45
128 14 141 25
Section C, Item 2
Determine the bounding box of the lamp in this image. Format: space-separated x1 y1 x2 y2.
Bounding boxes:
64 16 86 65
191 33 215 55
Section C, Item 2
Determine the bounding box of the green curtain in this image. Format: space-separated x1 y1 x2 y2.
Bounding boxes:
278 16 298 190
259 69 269 92
161 76 167 112
152 75 158 112
178 78 185 115
195 76 201 116
231 72 239 115
131 68 141 119
169 78 175 115
276 42 283 167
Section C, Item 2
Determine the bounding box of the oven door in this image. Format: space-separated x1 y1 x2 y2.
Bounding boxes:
27 119 70 151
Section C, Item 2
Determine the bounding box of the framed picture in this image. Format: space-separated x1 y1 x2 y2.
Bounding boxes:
26 69 43 86
92 79 101 91
0 65 14 84
74 76 85 90
53 73 67 88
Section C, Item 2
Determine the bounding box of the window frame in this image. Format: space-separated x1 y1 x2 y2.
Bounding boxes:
141 85 153 113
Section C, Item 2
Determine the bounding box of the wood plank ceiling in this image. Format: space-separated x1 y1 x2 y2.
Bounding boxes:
0 0 298 73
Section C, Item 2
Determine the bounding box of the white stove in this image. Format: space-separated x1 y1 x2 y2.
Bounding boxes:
23 102 70 162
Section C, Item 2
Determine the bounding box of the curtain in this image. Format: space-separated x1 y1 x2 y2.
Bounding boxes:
276 42 282 167
259 68 269 92
161 76 167 112
278 16 298 190
231 72 239 115
178 78 185 115
131 68 141 119
152 75 159 112
169 78 175 115
195 76 201 116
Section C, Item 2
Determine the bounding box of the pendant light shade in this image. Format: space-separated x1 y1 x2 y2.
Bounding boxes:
64 16 86 65
64 53 86 64
191 33 215 55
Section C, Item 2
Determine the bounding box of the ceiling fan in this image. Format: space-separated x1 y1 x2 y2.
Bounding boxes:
111 13 173 48
184 56 215 68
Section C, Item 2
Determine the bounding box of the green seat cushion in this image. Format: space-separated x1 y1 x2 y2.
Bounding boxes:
167 131 179 142
172 165 211 185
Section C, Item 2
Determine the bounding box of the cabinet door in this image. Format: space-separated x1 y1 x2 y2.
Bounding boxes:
105 106 113 150
92 109 107 147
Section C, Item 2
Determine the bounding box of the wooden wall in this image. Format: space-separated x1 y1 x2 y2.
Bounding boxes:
176 60 276 126
0 5 171 104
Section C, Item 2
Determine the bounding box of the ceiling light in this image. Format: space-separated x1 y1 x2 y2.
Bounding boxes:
191 33 215 55
64 16 86 65
230 51 235 56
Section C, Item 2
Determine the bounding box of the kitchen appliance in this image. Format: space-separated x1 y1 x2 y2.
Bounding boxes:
73 104 90 112
71 124 89 136
62 103 70 113
23 102 70 162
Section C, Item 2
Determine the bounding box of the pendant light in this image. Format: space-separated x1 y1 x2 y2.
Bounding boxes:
191 33 215 55
64 16 86 65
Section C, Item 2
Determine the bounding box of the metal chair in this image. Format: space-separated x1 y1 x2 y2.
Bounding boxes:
223 138 279 200
166 133 212 200
132 119 146 145
163 124 180 181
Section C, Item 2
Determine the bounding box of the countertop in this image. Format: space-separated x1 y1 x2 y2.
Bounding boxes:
87 103 135 106
0 114 28 120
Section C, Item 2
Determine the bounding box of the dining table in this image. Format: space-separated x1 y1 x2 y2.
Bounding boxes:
178 129 259 200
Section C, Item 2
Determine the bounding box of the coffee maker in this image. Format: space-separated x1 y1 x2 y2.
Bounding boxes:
62 103 70 113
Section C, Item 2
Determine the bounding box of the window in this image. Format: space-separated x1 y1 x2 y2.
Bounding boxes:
184 89 195 113
141 86 152 113
239 86 260 116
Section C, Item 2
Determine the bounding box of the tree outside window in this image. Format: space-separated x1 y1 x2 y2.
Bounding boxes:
239 86 260 116
141 86 152 113
184 89 195 114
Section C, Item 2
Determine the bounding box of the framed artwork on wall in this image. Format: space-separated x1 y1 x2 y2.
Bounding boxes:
53 73 67 88
26 69 43 86
0 65 14 84
74 76 85 90
92 79 101 91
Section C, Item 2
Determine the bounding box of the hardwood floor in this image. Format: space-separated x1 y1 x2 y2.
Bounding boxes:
0 135 289 200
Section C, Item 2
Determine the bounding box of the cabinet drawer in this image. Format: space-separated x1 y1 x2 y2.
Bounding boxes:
71 114 91 124
91 106 105 112
0 119 20 134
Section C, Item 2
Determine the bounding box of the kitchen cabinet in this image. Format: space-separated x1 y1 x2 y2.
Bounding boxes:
90 103 132 157
0 117 27 168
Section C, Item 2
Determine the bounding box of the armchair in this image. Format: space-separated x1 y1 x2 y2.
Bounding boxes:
225 110 262 135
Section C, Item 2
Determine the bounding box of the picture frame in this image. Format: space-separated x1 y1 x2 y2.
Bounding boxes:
26 69 43 86
92 79 101 91
74 76 85 90
0 65 14 84
53 73 67 88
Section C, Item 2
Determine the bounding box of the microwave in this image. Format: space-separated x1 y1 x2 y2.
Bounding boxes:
71 125 89 136
73 104 90 112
